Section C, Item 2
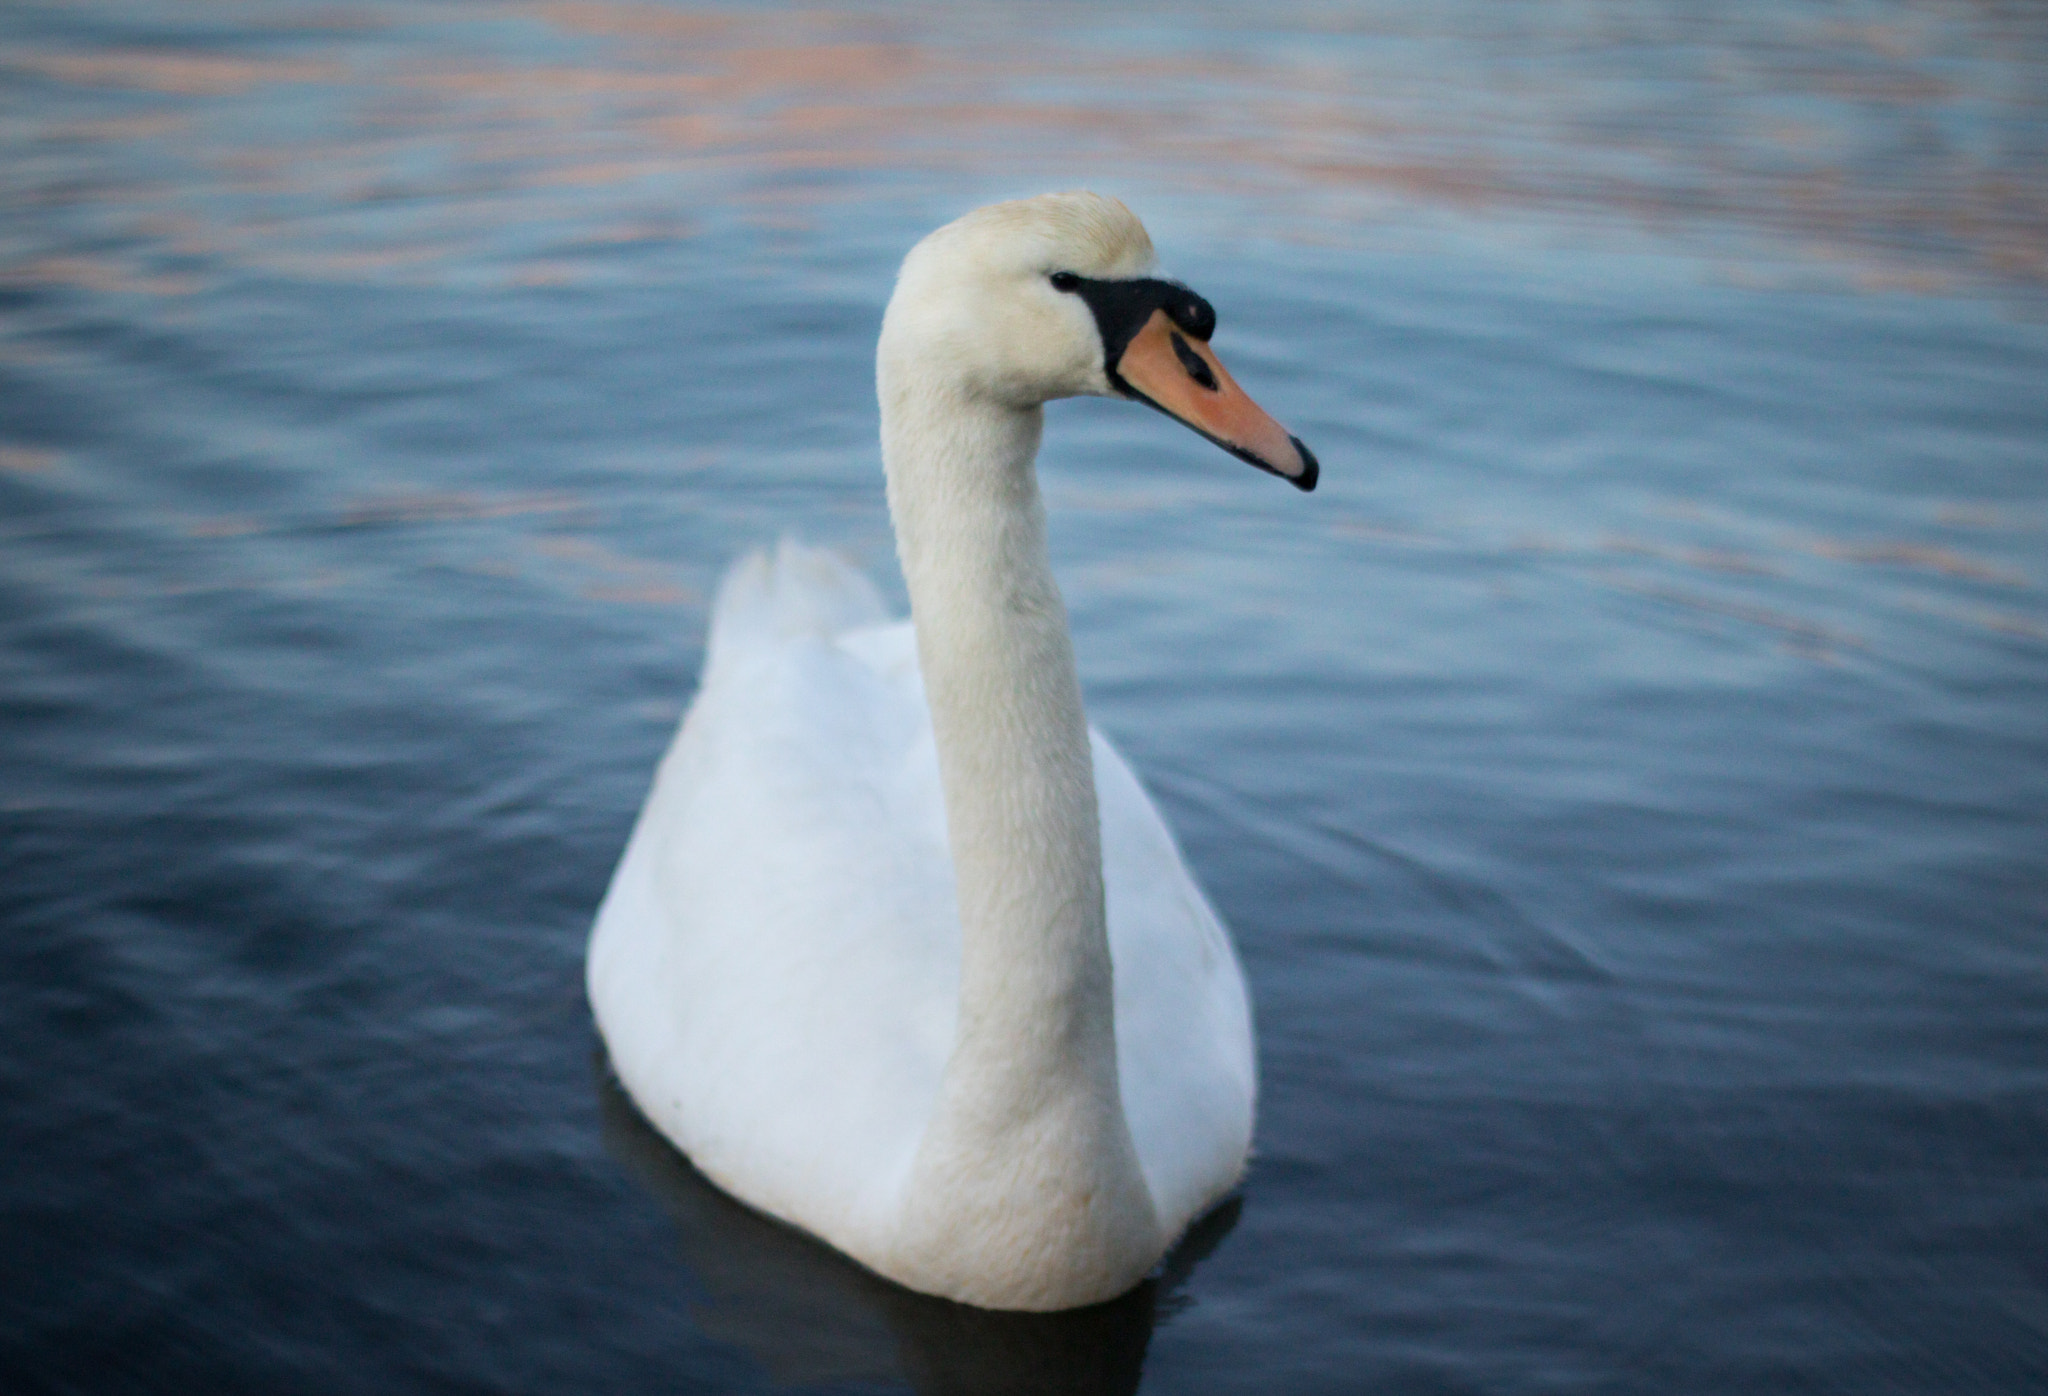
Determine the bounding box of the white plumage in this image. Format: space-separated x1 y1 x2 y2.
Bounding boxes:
589 192 1309 1311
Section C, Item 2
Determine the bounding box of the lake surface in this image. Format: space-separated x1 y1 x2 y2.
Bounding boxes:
3 2 2045 1391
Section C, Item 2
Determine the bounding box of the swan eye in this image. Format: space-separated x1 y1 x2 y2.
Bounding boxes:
1048 271 1081 292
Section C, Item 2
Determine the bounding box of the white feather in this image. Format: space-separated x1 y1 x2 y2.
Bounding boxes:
588 194 1258 1311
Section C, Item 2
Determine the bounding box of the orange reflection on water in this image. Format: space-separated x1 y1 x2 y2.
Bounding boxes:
2 0 2044 295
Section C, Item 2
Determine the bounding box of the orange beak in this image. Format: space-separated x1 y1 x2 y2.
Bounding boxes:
1113 309 1318 491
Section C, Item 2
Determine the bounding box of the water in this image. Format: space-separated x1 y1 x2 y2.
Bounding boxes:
3 2 2045 1391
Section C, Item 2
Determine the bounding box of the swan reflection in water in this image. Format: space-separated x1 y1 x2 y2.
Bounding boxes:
596 1063 1243 1395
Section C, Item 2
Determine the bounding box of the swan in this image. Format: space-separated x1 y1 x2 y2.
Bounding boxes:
588 191 1318 1312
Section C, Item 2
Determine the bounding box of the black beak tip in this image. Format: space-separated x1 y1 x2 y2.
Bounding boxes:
1289 436 1319 493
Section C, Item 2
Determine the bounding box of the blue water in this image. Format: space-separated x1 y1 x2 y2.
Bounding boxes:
3 2 2045 1392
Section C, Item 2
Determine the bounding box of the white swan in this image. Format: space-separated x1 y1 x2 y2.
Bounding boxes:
589 192 1318 1312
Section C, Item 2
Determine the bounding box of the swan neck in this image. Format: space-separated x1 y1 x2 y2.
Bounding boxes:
883 383 1109 1074
877 366 1159 1306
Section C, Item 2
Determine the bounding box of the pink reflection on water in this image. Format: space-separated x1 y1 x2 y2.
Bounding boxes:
2 0 2044 293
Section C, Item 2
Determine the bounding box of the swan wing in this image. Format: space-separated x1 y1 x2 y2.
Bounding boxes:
591 542 1255 1254
589 545 956 1255
1096 731 1257 1235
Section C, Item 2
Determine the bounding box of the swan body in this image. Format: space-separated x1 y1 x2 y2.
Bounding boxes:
589 193 1316 1311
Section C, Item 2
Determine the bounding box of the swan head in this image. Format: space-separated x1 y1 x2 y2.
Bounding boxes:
880 192 1317 491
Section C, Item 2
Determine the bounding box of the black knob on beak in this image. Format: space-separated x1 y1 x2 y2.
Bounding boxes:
1167 291 1216 343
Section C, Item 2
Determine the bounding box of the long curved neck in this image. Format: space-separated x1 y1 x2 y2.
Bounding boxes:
878 354 1157 1307
886 383 1106 1070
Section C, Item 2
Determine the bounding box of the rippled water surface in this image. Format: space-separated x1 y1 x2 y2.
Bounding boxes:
4 2 2046 1392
